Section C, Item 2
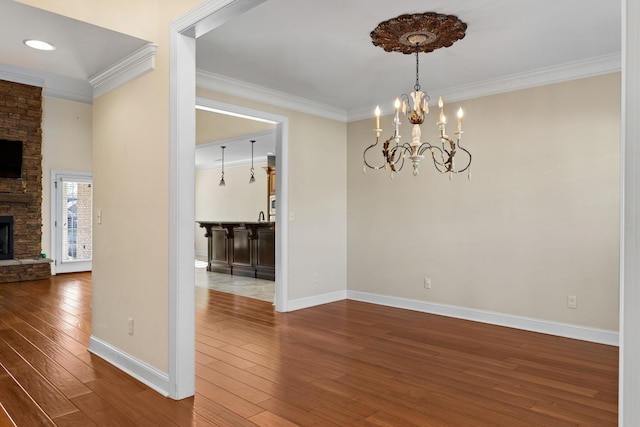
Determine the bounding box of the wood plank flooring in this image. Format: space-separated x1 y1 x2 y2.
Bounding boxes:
0 273 618 426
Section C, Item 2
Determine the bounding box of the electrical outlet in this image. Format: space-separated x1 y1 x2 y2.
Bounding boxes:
567 295 577 309
424 277 432 289
314 273 320 283
128 317 134 335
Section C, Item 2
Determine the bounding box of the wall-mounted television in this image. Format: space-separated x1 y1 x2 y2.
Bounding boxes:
0 139 23 179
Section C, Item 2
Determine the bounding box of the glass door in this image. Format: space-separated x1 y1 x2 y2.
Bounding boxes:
54 172 92 273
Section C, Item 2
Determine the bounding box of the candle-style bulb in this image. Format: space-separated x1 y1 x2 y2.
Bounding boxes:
393 98 400 122
438 97 444 108
375 105 381 130
457 107 464 119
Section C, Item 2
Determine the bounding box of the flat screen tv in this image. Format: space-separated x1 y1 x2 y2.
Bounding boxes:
0 139 23 179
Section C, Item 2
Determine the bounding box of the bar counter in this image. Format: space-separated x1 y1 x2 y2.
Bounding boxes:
197 221 275 281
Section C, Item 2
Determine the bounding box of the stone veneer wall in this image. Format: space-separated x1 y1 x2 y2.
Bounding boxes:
0 80 50 283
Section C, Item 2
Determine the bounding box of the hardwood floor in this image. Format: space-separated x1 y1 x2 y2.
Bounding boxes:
0 273 618 426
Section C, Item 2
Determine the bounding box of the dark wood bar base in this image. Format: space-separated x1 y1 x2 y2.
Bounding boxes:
198 221 275 281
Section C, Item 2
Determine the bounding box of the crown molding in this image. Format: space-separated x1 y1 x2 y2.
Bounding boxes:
43 86 93 104
89 43 158 99
436 52 621 106
348 52 622 121
4 49 618 114
1 43 159 103
198 53 619 123
0 66 44 88
196 69 348 122
196 52 622 122
0 63 93 103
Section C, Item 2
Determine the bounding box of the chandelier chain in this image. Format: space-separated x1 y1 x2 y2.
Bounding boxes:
414 49 421 92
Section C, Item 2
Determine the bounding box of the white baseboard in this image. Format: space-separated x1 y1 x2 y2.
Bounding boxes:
88 336 170 396
194 250 207 257
87 289 617 400
286 290 347 312
346 291 619 346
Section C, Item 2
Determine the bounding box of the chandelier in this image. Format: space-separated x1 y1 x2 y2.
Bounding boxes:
363 12 472 178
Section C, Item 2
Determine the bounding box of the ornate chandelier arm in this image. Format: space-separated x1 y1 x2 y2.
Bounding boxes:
417 142 435 156
420 144 448 172
454 142 472 173
363 136 387 170
427 136 472 174
387 142 411 172
364 105 404 171
443 134 472 174
363 135 408 172
420 136 453 173
383 137 398 171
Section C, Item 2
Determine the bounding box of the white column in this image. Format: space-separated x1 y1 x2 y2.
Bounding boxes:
621 0 640 424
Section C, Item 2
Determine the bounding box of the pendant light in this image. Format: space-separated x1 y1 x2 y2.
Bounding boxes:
249 140 256 184
219 145 226 186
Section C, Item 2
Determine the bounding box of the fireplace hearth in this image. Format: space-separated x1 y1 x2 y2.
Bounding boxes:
0 215 13 260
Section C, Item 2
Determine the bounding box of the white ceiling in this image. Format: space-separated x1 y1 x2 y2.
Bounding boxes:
195 128 276 170
197 0 621 119
0 0 149 101
0 0 622 162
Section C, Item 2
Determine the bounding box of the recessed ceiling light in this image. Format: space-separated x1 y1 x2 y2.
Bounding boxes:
24 39 56 51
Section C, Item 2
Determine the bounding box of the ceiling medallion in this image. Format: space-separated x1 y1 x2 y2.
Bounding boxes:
370 12 467 55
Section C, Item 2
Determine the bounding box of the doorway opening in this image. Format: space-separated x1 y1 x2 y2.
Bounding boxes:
169 1 289 397
194 100 278 302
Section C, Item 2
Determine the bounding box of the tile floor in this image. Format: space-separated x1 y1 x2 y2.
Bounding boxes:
195 258 275 302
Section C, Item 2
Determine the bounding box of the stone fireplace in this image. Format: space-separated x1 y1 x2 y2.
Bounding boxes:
0 80 51 283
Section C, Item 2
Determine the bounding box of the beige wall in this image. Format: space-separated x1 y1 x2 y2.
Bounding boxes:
41 96 93 260
28 0 348 374
194 162 269 254
92 71 172 370
348 73 621 331
197 88 349 301
27 0 204 372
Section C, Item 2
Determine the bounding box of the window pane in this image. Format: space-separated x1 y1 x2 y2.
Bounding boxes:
61 181 92 262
